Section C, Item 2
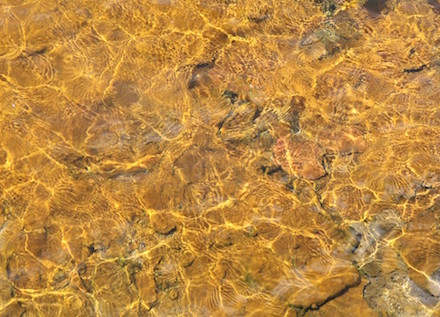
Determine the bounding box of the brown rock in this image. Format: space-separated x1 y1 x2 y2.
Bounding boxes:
318 125 366 155
396 231 440 297
136 270 158 307
289 259 361 308
174 148 206 183
320 184 370 220
112 80 140 106
0 148 7 165
305 279 378 317
273 136 326 180
92 262 139 314
0 277 14 304
150 212 177 235
0 301 26 316
26 230 48 258
141 170 181 210
217 101 259 142
7 253 49 289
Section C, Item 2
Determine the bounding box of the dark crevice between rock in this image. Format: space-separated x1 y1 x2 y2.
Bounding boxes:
315 188 343 224
5 257 11 280
86 243 106 256
187 58 216 89
318 44 341 60
406 182 431 203
285 181 295 192
252 107 262 122
92 97 115 111
216 110 233 135
154 264 178 295
349 230 363 254
340 150 364 157
23 47 49 57
194 59 216 71
404 64 427 73
314 0 338 15
128 262 143 288
69 155 89 172
248 13 271 23
362 280 374 309
290 276 361 316
147 300 160 311
5 258 16 298
182 256 195 268
223 90 239 105
319 156 329 178
87 244 97 255
188 76 200 89
159 226 177 236
153 258 165 290
222 88 252 107
77 262 93 293
260 165 282 175
216 102 261 141
19 306 27 317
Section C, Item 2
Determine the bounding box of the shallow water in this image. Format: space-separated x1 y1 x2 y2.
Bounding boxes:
1 0 440 316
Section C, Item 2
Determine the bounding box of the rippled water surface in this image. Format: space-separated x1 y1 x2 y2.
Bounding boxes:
1 0 440 316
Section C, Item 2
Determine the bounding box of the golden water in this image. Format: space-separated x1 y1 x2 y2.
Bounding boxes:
1 0 440 316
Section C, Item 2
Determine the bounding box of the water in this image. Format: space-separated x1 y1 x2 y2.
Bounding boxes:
1 0 440 316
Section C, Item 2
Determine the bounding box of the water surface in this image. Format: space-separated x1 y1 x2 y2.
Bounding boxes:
1 0 440 316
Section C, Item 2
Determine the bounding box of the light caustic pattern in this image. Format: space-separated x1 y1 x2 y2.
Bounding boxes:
0 0 440 316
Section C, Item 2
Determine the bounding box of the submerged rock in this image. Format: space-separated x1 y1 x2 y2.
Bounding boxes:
273 135 326 180
299 11 360 60
150 212 177 235
364 0 389 17
317 125 367 155
364 270 439 316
